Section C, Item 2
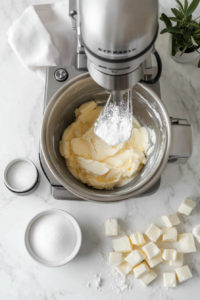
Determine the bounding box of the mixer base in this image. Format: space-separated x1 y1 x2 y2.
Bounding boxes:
40 66 162 201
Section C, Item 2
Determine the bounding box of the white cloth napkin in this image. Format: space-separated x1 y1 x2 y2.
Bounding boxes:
7 0 76 81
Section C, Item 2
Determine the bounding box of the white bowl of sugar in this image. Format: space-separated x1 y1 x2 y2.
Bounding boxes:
25 209 82 267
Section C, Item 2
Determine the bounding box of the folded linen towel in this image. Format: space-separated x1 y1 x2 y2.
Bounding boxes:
7 0 76 81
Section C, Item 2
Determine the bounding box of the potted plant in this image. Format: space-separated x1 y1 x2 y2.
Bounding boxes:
160 0 200 67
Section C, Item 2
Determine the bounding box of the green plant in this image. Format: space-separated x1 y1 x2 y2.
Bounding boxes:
160 0 200 67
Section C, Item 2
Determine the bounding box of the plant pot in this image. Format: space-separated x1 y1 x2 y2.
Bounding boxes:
169 35 200 63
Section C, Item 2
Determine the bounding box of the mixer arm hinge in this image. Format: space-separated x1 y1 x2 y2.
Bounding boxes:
69 10 77 30
69 0 87 70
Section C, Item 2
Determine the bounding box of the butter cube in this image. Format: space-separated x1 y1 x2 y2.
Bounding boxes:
178 198 196 216
145 254 163 268
162 227 177 242
175 265 192 283
192 225 200 243
109 252 122 266
163 272 177 288
105 219 118 236
142 242 161 259
133 262 150 279
125 250 146 267
115 261 133 277
139 269 157 286
162 214 180 227
169 252 183 267
178 233 196 253
162 249 177 261
130 232 146 246
113 236 132 253
145 224 163 242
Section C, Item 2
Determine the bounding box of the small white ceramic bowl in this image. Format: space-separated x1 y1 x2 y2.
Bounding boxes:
4 158 39 195
25 209 82 267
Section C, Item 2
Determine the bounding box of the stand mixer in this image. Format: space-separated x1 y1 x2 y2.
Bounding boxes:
39 0 192 201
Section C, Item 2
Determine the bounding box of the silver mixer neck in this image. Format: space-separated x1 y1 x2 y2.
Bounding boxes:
69 0 162 91
111 91 125 105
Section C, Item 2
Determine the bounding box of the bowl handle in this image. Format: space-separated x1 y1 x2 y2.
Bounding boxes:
168 118 193 164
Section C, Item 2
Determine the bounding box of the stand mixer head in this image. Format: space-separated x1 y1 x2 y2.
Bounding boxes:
76 0 160 92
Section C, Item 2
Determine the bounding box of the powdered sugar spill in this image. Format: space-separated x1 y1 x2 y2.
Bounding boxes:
108 268 134 296
86 270 134 298
93 273 102 288
86 273 103 292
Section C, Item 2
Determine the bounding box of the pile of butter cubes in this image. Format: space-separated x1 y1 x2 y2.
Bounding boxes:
105 198 200 287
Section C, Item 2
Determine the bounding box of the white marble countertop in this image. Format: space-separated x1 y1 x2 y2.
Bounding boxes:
0 0 200 299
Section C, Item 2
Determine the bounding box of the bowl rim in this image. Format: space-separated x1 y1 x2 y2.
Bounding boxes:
24 209 82 267
41 73 172 202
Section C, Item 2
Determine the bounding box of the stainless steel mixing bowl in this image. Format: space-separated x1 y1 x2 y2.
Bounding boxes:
41 73 171 202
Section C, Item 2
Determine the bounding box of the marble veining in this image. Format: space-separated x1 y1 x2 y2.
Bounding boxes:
0 0 200 299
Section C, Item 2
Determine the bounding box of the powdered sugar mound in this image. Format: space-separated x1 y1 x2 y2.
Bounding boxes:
95 92 132 146
95 116 132 146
